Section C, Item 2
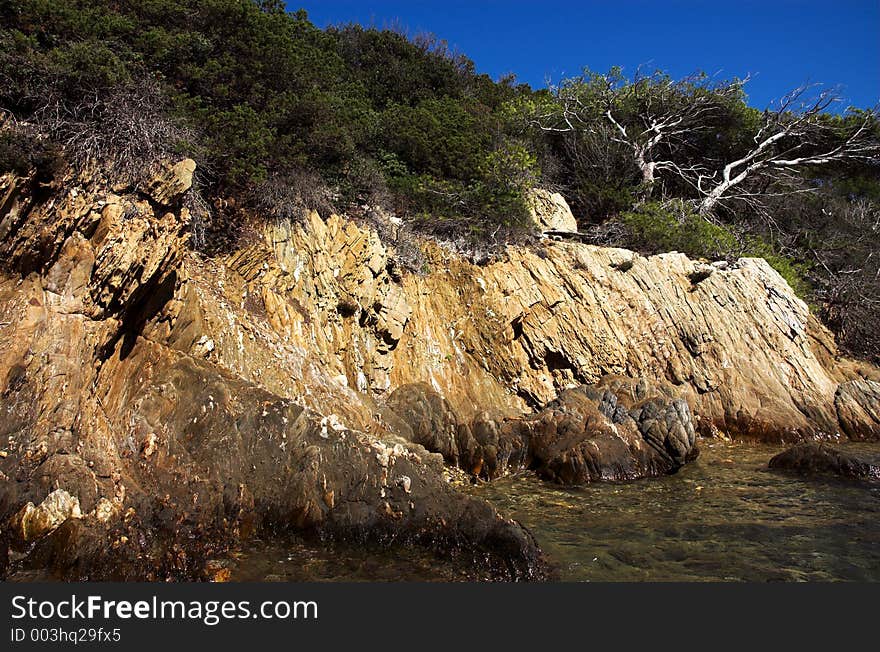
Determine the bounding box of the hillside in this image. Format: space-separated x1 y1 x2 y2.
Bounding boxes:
0 0 879 581
2 1 880 359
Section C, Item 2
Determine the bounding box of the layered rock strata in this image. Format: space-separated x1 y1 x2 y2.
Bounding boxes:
1 159 878 579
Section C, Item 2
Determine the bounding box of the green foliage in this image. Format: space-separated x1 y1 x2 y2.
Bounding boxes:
619 201 738 259
619 201 811 297
379 97 492 181
479 143 539 192
1 0 538 242
330 25 469 110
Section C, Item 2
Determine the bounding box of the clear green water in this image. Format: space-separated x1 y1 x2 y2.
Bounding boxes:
231 441 880 582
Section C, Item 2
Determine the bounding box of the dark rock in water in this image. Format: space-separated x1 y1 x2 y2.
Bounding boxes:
769 443 880 480
384 383 531 479
385 376 699 485
526 379 699 484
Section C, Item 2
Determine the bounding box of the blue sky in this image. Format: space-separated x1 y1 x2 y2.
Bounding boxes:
290 0 880 109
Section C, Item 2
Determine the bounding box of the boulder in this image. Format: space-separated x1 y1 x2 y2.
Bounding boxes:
526 382 698 484
385 383 462 464
769 443 880 480
527 188 578 232
146 158 196 206
385 378 699 485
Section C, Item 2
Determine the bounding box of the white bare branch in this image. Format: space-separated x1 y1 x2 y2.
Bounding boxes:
532 69 750 194
698 86 880 215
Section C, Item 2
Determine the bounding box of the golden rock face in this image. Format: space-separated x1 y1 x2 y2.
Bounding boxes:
11 489 82 543
0 162 878 579
170 200 876 444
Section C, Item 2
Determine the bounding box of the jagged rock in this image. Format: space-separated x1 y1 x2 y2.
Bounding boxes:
12 489 82 542
526 381 698 484
186 204 880 444
146 158 195 206
0 168 546 579
375 284 411 344
630 397 696 466
0 317 544 579
2 158 880 581
527 188 578 232
769 443 880 480
384 384 530 478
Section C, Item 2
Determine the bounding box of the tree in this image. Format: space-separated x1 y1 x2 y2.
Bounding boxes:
532 68 747 196
691 88 880 215
532 70 880 220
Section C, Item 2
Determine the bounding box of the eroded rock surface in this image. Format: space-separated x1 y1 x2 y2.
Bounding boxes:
835 379 880 440
1 161 879 580
179 198 880 445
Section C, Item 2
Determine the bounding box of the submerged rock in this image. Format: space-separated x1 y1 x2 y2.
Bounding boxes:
769 443 880 480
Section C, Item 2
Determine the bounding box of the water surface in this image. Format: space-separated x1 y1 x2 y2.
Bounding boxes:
232 441 880 581
475 441 880 581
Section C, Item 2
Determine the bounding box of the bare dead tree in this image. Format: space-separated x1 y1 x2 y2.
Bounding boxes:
533 69 746 195
599 73 732 191
690 87 880 216
533 72 879 220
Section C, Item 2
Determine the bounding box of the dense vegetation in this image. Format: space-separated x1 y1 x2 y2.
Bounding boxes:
0 0 537 246
1 0 878 360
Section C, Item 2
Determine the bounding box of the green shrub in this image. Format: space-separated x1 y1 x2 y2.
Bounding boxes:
618 201 811 297
0 0 543 247
619 200 738 259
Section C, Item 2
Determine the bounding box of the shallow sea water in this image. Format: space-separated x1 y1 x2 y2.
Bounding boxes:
231 441 880 582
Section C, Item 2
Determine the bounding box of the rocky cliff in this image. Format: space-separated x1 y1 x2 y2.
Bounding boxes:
1 160 878 580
